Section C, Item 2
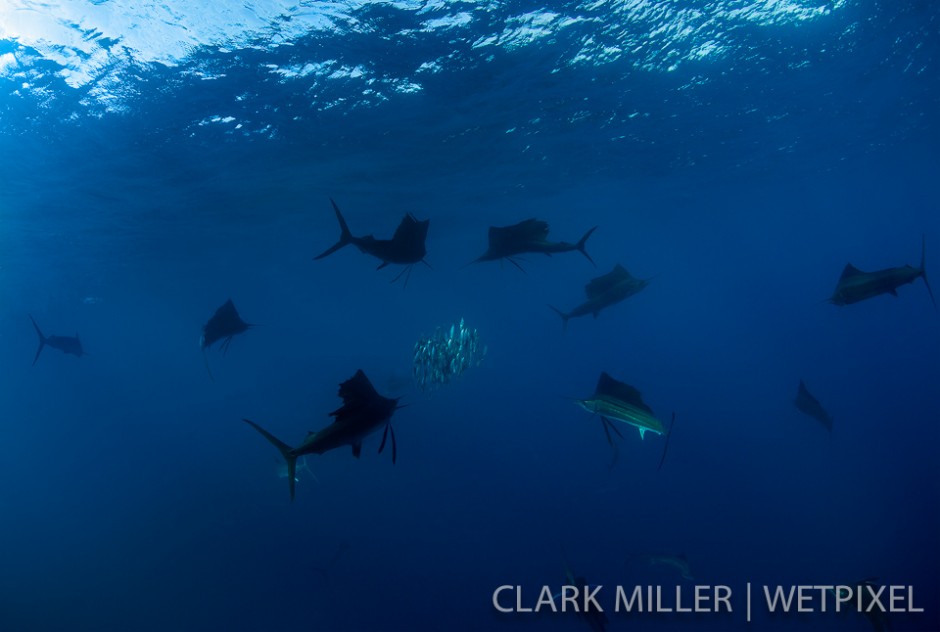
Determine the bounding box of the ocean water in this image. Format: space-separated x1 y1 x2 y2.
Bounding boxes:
1 1 938 631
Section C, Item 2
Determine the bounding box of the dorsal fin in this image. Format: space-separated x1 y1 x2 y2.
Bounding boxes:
585 264 632 299
488 219 549 248
391 214 429 243
338 369 380 403
839 263 866 279
595 371 654 414
330 369 396 424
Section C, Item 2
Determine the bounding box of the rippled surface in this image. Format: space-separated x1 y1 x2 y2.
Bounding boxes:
0 2 938 631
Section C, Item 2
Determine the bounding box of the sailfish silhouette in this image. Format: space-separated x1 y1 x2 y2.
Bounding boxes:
244 370 405 501
29 315 85 365
471 218 596 271
314 198 430 285
200 299 254 379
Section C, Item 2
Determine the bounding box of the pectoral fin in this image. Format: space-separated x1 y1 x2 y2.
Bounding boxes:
351 442 362 458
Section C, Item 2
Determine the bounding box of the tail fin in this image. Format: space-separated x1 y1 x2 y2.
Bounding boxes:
313 198 354 260
548 305 570 333
28 315 46 366
243 419 298 501
576 226 597 266
920 234 937 312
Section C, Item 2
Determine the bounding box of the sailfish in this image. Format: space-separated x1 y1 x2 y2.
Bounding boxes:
793 380 833 432
470 218 596 271
200 299 254 379
314 198 430 285
560 559 608 632
829 235 936 310
549 264 649 331
243 369 404 501
576 372 666 465
28 315 85 365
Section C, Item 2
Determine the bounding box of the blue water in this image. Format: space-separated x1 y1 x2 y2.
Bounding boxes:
1 1 938 630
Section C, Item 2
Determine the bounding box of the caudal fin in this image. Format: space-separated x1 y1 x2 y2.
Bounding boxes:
313 198 354 260
576 226 597 266
920 234 937 312
243 419 299 501
28 315 46 366
548 305 570 333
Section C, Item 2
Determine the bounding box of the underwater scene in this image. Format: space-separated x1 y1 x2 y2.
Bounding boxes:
1 0 938 630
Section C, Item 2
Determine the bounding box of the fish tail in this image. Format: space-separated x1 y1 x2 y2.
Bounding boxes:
548 305 569 333
576 226 598 266
28 315 46 365
313 198 354 260
243 419 299 501
920 234 937 312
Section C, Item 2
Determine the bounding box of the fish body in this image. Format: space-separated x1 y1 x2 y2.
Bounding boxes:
829 236 935 309
315 199 430 278
201 299 252 352
550 264 648 330
577 372 665 440
29 315 84 365
472 219 596 268
793 380 833 432
244 370 403 500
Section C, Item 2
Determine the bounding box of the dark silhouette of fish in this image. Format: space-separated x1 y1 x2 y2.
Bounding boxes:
243 369 404 501
471 218 596 271
314 198 430 284
830 579 890 632
793 380 833 432
829 236 936 310
200 299 253 380
559 550 608 632
29 315 84 365
201 299 252 353
549 264 649 331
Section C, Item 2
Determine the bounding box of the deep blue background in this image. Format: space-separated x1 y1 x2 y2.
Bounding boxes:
1 0 938 630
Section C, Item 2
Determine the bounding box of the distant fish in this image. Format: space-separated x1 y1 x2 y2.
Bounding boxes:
829 579 890 632
648 554 694 581
793 380 833 433
314 198 431 285
829 236 936 310
576 372 667 467
470 218 596 271
28 314 85 365
549 264 649 331
244 369 405 501
558 549 608 632
200 299 254 379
